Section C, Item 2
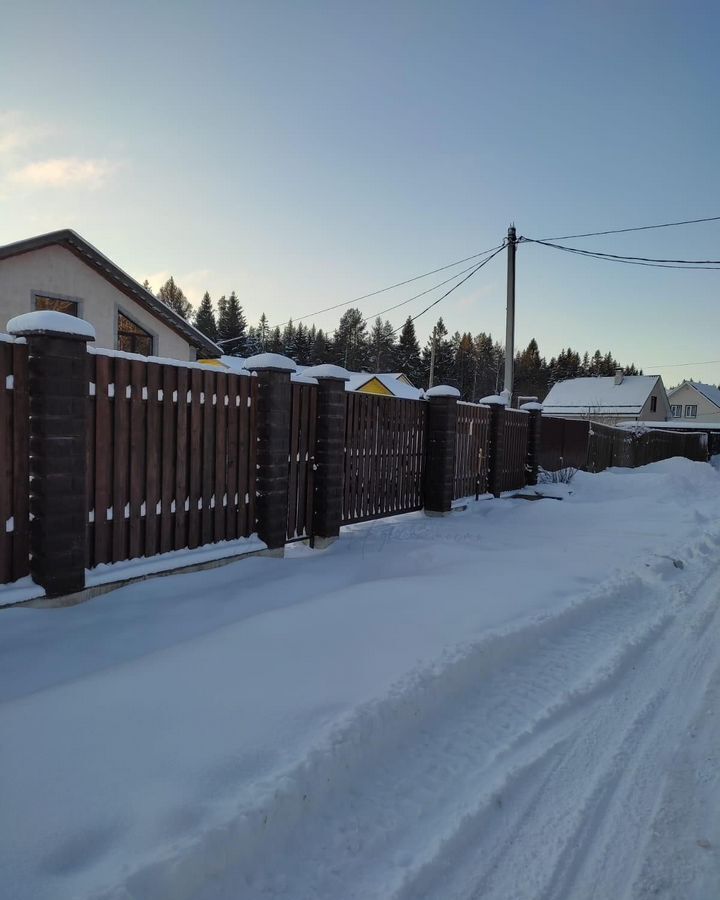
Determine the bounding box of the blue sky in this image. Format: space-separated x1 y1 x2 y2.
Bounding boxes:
1 0 718 385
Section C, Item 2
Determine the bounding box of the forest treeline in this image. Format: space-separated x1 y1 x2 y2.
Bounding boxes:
152 277 641 402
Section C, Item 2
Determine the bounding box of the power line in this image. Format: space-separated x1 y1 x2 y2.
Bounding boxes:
643 358 720 369
536 214 720 242
359 258 492 327
521 238 720 270
391 244 506 335
272 242 505 329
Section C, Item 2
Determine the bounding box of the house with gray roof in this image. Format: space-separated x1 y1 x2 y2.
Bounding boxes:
666 381 720 422
542 369 671 424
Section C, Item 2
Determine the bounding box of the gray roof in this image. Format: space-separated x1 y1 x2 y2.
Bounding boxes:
668 381 720 409
0 229 220 357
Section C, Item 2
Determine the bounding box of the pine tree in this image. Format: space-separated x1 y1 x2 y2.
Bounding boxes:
193 291 218 342
395 317 423 386
282 320 297 359
217 291 247 356
333 308 369 371
142 278 153 294
452 332 476 399
157 276 192 320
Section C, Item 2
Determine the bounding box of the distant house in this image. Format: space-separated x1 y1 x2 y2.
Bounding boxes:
542 369 671 423
666 381 720 422
0 229 219 360
343 372 422 399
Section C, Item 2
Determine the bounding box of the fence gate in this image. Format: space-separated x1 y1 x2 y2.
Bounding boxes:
286 381 317 542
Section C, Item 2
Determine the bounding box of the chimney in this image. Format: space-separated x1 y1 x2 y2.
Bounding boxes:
614 367 624 386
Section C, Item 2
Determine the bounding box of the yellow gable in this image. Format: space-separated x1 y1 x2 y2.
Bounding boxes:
357 377 394 396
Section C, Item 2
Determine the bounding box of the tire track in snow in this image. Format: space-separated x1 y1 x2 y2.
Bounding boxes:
104 567 686 900
406 557 720 900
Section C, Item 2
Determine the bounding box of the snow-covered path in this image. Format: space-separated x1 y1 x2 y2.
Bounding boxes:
2 459 720 899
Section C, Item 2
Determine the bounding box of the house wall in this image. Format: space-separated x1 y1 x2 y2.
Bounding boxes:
638 376 671 421
0 246 194 360
667 383 720 421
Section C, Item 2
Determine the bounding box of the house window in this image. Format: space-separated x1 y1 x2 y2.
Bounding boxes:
34 294 79 316
685 404 698 418
117 312 154 356
650 395 657 413
670 404 682 418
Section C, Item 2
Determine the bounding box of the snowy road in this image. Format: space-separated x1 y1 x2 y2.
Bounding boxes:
2 458 720 899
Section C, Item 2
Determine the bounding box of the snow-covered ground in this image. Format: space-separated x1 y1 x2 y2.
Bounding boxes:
2 457 720 900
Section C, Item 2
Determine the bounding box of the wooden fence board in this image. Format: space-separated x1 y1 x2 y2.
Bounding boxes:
111 357 130 562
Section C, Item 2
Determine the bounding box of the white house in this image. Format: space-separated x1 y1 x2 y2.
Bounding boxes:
542 370 671 423
666 381 720 422
0 230 219 360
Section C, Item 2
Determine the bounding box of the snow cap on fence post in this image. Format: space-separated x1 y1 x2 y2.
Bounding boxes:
303 365 350 548
424 385 459 516
520 402 543 486
8 311 95 597
244 354 296 552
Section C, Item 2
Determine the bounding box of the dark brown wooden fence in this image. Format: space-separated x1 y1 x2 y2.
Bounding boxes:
86 351 255 568
538 417 590 471
497 408 530 492
287 381 317 542
342 392 426 524
541 417 708 474
454 401 491 499
0 339 29 584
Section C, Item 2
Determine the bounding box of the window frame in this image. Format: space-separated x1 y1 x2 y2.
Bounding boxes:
650 395 657 413
32 290 83 318
115 305 156 357
670 404 682 418
684 404 698 418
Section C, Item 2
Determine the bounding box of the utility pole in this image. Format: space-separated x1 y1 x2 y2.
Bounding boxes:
503 224 517 401
428 324 437 388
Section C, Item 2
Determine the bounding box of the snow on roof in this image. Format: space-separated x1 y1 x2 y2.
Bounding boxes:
543 375 661 415
7 310 96 340
669 381 720 409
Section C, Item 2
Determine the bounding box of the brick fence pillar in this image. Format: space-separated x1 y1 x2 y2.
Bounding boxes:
481 395 507 498
303 365 350 547
245 354 296 552
8 311 95 597
520 401 543 486
423 385 460 515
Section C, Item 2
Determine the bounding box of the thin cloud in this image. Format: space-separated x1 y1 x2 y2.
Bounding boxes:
7 157 119 189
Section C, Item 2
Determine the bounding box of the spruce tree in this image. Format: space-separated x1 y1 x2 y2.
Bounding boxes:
369 317 396 372
194 291 218 342
294 322 312 365
157 276 192 320
395 317 423 386
217 291 247 356
309 328 330 364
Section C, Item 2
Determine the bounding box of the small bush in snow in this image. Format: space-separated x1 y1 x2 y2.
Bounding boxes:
538 466 578 484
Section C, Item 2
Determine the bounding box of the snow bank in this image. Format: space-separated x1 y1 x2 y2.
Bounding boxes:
2 457 720 899
301 364 351 380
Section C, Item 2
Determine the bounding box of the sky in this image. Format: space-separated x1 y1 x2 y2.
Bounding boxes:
1 0 719 386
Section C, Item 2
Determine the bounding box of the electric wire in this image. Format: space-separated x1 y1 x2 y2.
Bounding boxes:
271 243 505 328
536 214 720 242
520 237 720 270
390 244 506 335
